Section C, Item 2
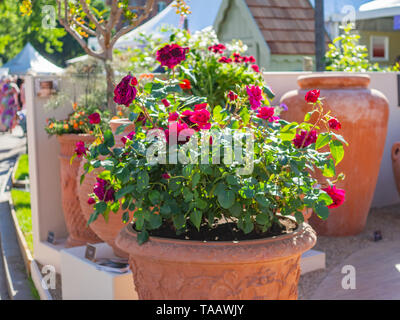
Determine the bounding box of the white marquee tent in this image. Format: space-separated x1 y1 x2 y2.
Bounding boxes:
2 42 64 75
357 0 400 20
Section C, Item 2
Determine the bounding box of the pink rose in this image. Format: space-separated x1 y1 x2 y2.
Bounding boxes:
322 185 346 209
246 85 263 110
256 107 275 120
189 109 211 130
161 99 170 107
227 91 238 101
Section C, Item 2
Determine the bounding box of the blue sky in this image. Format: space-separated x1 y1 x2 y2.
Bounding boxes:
308 0 371 17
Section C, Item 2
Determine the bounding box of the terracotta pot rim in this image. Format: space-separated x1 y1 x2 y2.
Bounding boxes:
56 133 94 141
297 74 370 89
110 118 132 125
116 220 316 264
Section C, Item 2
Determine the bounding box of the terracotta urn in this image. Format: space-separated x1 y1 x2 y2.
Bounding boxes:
57 134 101 247
391 142 400 196
281 74 389 236
115 221 316 300
77 119 135 257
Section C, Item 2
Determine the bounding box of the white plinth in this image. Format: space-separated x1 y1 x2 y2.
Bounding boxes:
60 243 137 300
300 249 325 275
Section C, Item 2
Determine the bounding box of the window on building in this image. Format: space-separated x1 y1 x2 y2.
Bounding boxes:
370 36 389 61
158 1 167 12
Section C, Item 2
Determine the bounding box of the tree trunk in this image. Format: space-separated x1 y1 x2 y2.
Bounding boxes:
103 59 116 114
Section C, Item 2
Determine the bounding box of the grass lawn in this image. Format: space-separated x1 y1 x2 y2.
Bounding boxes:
14 154 29 181
10 189 33 253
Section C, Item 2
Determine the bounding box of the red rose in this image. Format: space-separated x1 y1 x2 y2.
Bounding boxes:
88 112 100 124
305 89 320 103
228 91 238 101
328 118 341 130
194 103 208 111
162 173 171 179
74 141 87 157
156 44 189 69
246 85 263 110
180 79 191 90
322 185 346 209
218 56 232 63
293 130 318 148
113 74 138 107
256 106 275 120
189 109 211 130
87 197 95 205
168 112 179 122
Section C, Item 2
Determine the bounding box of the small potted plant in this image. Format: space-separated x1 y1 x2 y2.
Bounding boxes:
45 103 111 247
78 40 347 300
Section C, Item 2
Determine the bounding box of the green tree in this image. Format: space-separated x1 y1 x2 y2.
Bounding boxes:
0 0 67 66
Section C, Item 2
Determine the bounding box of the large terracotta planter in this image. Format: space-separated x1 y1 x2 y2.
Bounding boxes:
281 74 389 236
392 142 400 196
77 119 135 257
115 221 316 300
57 134 101 247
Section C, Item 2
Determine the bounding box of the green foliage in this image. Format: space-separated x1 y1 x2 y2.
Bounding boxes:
15 154 29 181
325 23 399 72
11 189 33 253
0 0 68 66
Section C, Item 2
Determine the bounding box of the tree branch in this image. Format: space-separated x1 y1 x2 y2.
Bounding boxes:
109 0 155 48
79 0 107 37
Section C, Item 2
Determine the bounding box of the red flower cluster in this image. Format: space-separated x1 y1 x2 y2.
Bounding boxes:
305 89 320 103
75 141 87 158
251 65 260 73
93 178 115 202
246 85 263 110
165 104 211 144
323 185 345 209
208 44 226 54
218 56 232 64
156 44 189 69
113 75 138 107
293 130 318 148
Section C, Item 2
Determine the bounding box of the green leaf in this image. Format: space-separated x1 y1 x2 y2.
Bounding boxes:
103 130 115 148
129 112 139 122
329 140 344 165
322 159 336 178
190 210 202 230
230 203 242 217
192 172 201 187
148 190 161 205
137 230 149 244
218 190 235 209
122 212 130 223
314 204 330 220
94 201 107 214
213 105 223 123
137 171 149 191
280 122 298 141
98 144 110 156
256 212 269 225
160 204 171 216
148 213 162 229
195 198 207 210
115 185 135 200
255 195 270 208
315 132 331 150
87 212 100 225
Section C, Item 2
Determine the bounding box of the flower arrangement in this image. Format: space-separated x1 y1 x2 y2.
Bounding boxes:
78 43 347 244
45 102 112 136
